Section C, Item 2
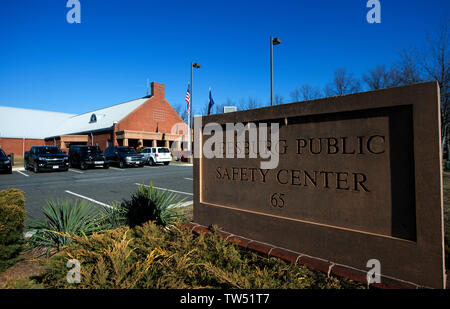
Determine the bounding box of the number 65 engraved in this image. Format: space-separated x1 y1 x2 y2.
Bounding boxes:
270 193 286 208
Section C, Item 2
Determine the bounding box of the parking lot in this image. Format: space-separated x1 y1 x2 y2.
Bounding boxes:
0 164 193 224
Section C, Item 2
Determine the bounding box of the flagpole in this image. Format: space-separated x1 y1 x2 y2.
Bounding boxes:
189 63 193 163
187 83 191 154
189 62 200 164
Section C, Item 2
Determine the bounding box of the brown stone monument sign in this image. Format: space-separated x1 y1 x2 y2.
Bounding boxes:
193 82 446 288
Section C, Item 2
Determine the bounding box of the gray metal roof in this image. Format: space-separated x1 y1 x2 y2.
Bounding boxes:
0 106 75 139
51 98 148 136
0 97 148 139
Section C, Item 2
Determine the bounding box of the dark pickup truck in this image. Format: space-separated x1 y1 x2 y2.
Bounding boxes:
69 145 109 170
24 146 69 173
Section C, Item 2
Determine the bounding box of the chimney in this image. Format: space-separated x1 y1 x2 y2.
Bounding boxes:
151 82 165 98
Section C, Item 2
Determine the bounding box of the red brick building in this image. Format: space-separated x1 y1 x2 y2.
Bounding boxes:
0 82 189 158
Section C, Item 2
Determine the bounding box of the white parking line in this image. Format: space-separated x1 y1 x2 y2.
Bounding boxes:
175 201 193 208
69 169 84 174
65 190 112 208
109 167 125 171
184 178 193 181
66 190 190 211
135 183 193 196
24 230 36 238
15 170 29 177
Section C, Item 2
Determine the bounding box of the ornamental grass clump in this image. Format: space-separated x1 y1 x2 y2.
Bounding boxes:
98 202 127 230
27 199 105 256
121 183 186 228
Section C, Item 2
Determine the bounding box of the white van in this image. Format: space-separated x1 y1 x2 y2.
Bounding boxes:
141 147 172 166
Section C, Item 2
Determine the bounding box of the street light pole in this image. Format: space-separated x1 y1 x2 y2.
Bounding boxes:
189 62 200 163
270 36 281 106
270 36 273 106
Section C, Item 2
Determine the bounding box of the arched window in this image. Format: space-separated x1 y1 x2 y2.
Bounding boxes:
89 113 97 123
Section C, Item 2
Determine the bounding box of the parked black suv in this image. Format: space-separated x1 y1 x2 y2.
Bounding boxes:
103 146 145 168
69 145 109 170
0 148 12 174
24 146 69 173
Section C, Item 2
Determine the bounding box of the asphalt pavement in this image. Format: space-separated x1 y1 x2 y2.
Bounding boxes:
0 164 193 225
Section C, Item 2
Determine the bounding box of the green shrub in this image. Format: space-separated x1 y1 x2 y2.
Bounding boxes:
0 189 26 272
27 199 105 256
31 221 363 289
98 202 127 230
121 183 186 228
2 278 43 289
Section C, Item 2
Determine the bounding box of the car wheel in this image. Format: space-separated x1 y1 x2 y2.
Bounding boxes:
164 162 170 166
103 164 109 169
119 161 124 168
150 158 155 166
33 163 39 173
8 168 12 174
80 162 87 170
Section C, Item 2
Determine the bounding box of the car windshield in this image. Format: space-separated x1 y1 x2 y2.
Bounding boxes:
118 147 136 154
81 147 101 154
0 150 6 157
36 147 61 154
158 148 170 153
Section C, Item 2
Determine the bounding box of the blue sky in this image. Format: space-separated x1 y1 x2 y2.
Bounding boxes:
0 0 449 115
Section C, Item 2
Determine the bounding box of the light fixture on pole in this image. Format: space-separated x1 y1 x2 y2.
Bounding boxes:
270 36 281 106
190 62 201 163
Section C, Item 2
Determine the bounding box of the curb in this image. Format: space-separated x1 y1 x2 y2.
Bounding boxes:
182 222 443 289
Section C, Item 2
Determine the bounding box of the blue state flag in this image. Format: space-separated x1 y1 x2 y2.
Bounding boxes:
208 88 215 115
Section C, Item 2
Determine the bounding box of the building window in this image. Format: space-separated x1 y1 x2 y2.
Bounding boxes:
89 114 97 123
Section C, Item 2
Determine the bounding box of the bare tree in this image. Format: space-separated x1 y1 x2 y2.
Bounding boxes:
274 94 284 105
212 98 233 114
363 65 393 90
325 68 361 96
174 103 188 123
238 97 260 110
422 22 450 148
390 49 423 86
301 84 322 100
290 84 322 102
289 88 301 102
323 84 334 98
200 101 210 116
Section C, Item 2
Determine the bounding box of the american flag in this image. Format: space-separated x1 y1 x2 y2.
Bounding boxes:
185 84 191 110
